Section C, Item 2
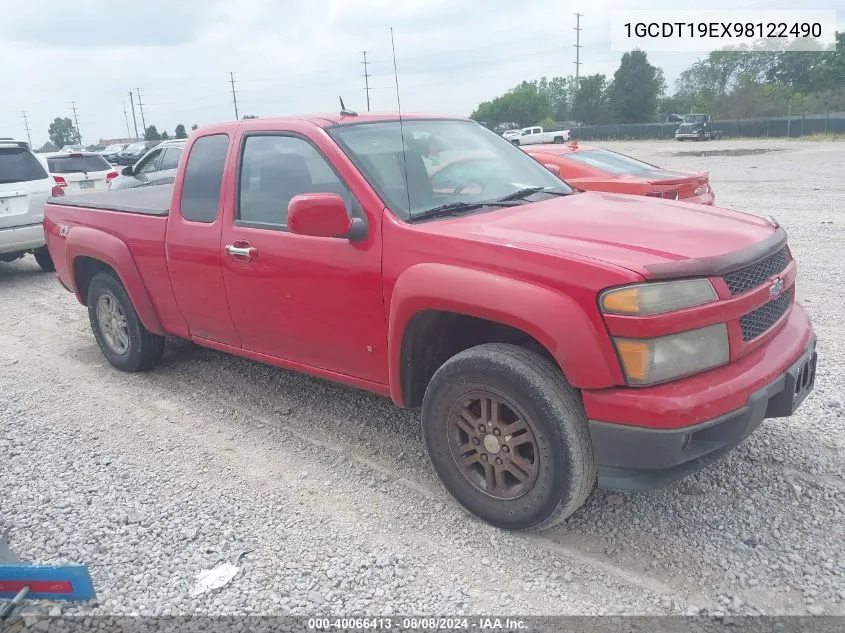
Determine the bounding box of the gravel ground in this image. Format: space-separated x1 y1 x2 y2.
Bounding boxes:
0 137 843 619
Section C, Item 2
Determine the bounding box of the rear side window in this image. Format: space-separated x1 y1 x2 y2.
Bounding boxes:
160 147 182 170
0 147 48 184
180 135 229 223
47 155 111 174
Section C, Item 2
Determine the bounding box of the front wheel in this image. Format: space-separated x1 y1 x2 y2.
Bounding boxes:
33 247 55 272
421 343 596 531
87 270 165 372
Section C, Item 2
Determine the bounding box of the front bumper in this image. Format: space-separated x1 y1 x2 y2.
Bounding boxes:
590 335 817 490
0 222 46 255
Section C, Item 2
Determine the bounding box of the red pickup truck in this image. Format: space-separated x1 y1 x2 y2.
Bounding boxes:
43 113 817 531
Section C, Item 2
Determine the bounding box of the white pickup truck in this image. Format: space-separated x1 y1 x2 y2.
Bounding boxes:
509 125 570 146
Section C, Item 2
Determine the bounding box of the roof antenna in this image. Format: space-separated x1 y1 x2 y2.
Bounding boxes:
391 27 412 215
339 96 357 117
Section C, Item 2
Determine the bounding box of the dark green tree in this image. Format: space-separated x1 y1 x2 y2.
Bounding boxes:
48 117 79 148
161 131 170 140
175 124 187 139
144 125 161 141
606 50 666 123
572 74 610 125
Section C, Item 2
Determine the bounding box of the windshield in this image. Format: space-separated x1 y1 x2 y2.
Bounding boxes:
47 155 111 174
328 119 571 221
103 144 123 152
563 149 659 175
683 115 707 123
127 142 147 150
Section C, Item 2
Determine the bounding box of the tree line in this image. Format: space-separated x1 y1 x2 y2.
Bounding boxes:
42 118 200 151
471 33 845 130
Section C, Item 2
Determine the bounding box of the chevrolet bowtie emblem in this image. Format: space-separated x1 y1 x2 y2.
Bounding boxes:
769 278 785 298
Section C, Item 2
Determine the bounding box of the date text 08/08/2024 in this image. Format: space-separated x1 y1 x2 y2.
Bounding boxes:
308 617 527 630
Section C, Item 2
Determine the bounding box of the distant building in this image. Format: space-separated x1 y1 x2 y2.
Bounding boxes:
98 137 140 145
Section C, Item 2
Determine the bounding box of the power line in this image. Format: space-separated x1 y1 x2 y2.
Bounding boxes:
136 88 147 135
129 91 139 138
21 111 32 147
122 101 131 138
70 101 82 144
574 13 583 87
229 71 239 120
361 51 372 112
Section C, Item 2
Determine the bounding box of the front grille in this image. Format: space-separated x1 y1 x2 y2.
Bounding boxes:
723 247 789 295
740 289 792 341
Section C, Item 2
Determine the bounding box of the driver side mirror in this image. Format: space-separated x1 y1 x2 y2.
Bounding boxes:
288 193 367 242
121 165 133 176
544 163 561 177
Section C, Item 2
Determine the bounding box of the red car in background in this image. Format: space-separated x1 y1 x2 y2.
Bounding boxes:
524 142 715 205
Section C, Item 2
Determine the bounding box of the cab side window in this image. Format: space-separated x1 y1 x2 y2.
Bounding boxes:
237 134 355 229
180 134 230 223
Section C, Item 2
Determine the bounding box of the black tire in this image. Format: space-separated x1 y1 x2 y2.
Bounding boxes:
553 136 564 144
87 270 165 372
33 246 55 272
421 343 596 531
511 139 520 146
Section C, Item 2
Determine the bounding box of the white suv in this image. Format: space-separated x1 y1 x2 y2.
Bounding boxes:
0 139 63 271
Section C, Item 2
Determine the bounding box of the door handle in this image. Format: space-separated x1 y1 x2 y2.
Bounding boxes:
225 244 257 260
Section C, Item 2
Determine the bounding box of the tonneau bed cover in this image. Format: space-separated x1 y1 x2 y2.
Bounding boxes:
48 184 172 216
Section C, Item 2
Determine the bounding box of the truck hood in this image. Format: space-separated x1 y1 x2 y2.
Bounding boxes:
424 191 779 278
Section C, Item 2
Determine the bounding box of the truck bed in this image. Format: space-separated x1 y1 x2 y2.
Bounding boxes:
52 184 172 216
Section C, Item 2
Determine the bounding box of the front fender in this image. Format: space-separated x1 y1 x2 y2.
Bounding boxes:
66 226 165 335
387 263 623 405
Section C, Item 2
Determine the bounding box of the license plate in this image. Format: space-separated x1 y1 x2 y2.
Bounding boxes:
79 180 94 190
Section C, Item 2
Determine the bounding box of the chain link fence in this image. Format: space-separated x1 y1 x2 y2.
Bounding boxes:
567 112 845 141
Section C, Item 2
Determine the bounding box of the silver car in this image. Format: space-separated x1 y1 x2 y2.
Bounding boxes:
108 139 185 191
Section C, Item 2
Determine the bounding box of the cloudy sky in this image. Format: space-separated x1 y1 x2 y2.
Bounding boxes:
2 0 842 146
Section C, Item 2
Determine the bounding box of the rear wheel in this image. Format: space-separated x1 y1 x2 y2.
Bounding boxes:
421 343 596 531
553 136 564 144
33 247 55 272
511 139 520 146
87 271 165 372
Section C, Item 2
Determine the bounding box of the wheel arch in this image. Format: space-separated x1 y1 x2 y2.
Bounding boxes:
388 263 621 407
67 227 165 335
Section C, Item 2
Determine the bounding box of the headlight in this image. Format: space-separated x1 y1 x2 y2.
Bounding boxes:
599 279 717 316
614 324 729 386
695 183 710 196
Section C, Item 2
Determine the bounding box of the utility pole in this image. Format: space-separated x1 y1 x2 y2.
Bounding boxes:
361 51 372 112
229 72 239 120
573 13 583 88
129 91 139 139
70 101 82 144
136 88 147 136
21 111 32 147
122 101 131 138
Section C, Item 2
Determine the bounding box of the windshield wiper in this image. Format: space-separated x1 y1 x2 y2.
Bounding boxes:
495 187 570 202
409 200 519 223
